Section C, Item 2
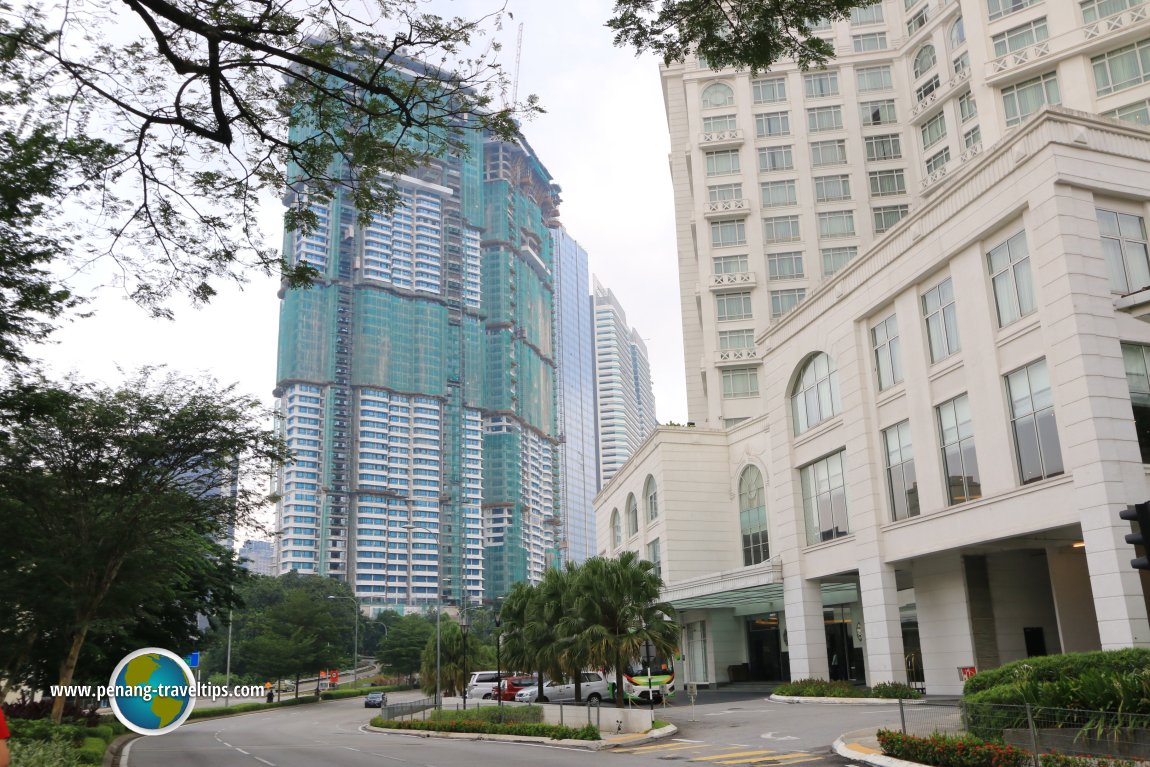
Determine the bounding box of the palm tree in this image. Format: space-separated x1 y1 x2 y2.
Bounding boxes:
498 581 543 696
567 551 679 708
539 562 596 701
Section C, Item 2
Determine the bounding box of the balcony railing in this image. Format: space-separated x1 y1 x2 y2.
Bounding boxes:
699 128 744 146
990 40 1051 74
716 347 762 365
709 271 757 289
703 198 750 218
1084 4 1148 39
959 142 983 164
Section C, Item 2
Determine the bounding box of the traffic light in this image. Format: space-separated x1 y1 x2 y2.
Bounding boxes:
1119 502 1150 570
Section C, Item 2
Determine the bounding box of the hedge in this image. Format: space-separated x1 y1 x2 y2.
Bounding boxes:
320 684 402 701
963 649 1150 697
428 706 543 724
369 716 600 740
877 730 1138 767
9 738 82 767
187 696 319 719
773 678 922 699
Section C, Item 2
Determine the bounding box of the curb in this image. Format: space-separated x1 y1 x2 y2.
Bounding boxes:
770 694 925 706
103 732 140 767
833 734 921 767
361 722 678 751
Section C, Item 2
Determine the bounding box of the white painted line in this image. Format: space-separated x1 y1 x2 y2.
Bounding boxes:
222 742 232 747
370 754 407 761
254 759 276 766
236 748 250 755
121 738 135 767
344 746 361 751
673 738 705 743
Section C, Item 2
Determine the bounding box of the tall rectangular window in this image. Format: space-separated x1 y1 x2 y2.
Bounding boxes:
771 288 806 318
988 231 1036 326
993 18 1049 58
963 125 982 149
857 65 894 92
1121 343 1150 462
1002 72 1060 126
871 314 903 390
759 145 795 172
1006 359 1064 484
1082 0 1145 23
853 32 888 51
800 450 849 545
822 246 857 276
761 179 798 207
768 251 805 279
818 210 856 238
861 100 897 126
711 220 747 247
883 420 919 520
922 277 960 362
706 149 741 176
646 539 662 578
716 291 753 321
755 111 791 137
722 368 760 399
869 169 906 196
907 6 930 33
921 111 947 149
925 147 951 174
865 134 903 160
753 77 787 103
703 114 738 133
915 75 941 103
873 204 908 233
764 215 801 243
1097 208 1150 293
808 105 844 132
719 328 755 350
815 174 852 202
708 183 743 202
959 91 978 122
804 71 840 98
1093 39 1150 96
811 140 848 166
989 0 1038 20
713 254 748 274
1103 99 1150 124
937 393 982 504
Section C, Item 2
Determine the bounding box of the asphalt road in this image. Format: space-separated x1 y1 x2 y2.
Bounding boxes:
123 688 897 767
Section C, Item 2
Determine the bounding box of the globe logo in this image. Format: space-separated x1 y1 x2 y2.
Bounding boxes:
108 648 196 736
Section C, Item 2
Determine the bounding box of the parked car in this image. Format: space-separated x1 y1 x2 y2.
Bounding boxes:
494 675 538 701
364 692 386 708
466 670 510 700
514 672 610 704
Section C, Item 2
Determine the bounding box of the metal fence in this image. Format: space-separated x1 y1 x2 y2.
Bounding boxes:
380 696 436 721
895 699 1150 761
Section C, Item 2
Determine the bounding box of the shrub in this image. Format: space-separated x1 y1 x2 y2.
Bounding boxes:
428 706 543 724
84 724 115 743
774 678 861 698
878 729 1029 767
2 698 100 725
868 682 924 700
8 718 87 744
75 736 108 765
963 649 1150 698
9 738 82 767
187 696 319 720
369 716 600 740
320 684 401 701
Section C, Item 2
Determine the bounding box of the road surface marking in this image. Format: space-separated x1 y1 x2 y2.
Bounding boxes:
846 744 880 754
254 759 275 766
673 738 705 743
370 754 408 761
616 742 709 753
711 752 808 764
236 748 250 755
691 750 777 761
760 733 799 741
222 742 232 748
344 747 362 752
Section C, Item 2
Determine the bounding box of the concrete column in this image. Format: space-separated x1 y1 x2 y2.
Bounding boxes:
915 553 976 696
1045 545 1101 653
1029 183 1150 648
859 559 907 684
783 575 829 680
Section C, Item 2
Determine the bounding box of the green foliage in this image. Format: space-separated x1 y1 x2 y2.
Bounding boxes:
428 705 543 724
416 616 497 697
377 613 436 678
186 696 319 720
9 737 82 767
320 685 400 701
369 716 601 740
83 725 114 743
878 729 1030 767
774 678 861 698
75 736 108 764
963 649 1150 696
8 719 87 743
607 0 871 74
868 682 924 699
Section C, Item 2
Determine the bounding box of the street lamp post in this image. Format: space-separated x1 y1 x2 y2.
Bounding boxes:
403 523 441 708
327 595 360 687
494 612 502 718
460 607 470 710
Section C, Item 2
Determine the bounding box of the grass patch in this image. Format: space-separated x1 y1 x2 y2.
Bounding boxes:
652 720 670 729
370 715 600 740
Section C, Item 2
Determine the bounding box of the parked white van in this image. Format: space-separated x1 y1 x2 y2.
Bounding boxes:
514 672 609 704
464 670 507 700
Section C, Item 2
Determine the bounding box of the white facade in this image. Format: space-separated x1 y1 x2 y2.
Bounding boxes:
597 0 1150 694
594 278 658 485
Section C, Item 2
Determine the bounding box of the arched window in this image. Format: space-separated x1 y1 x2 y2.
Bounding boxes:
644 475 659 521
702 82 735 109
611 509 622 548
913 46 937 79
738 466 769 565
791 352 842 435
949 17 965 49
626 494 639 536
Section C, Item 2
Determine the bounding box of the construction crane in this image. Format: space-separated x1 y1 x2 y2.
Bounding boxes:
512 22 524 105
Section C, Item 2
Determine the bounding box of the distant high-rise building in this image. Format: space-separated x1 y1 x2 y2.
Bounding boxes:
239 540 276 576
551 227 598 564
273 77 561 611
593 278 657 485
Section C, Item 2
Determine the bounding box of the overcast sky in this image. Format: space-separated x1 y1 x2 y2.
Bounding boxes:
32 0 688 425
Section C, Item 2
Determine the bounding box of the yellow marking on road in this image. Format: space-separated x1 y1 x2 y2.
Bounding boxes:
710 752 809 764
691 750 778 761
846 743 879 754
607 733 652 744
617 742 712 753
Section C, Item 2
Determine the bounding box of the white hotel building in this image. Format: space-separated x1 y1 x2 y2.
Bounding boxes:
595 0 1150 694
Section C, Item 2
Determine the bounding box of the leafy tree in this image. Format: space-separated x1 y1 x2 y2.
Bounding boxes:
416 618 495 697
0 369 289 721
539 562 594 702
0 0 537 332
565 552 679 708
377 614 435 681
608 0 875 73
